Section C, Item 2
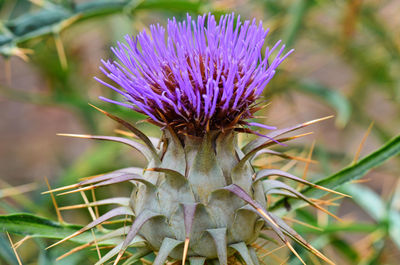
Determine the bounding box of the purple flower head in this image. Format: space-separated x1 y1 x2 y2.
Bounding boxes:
97 13 293 136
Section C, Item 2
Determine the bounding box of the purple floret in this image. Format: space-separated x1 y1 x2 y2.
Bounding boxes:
97 13 292 136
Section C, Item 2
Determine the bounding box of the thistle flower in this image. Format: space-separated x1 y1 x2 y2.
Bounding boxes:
52 13 341 265
95 13 291 136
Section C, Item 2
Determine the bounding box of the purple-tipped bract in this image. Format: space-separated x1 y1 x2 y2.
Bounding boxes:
97 13 292 136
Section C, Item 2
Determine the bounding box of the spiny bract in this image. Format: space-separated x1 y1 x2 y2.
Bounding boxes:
52 13 341 265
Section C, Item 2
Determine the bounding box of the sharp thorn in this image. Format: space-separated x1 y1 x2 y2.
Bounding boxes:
282 217 323 231
46 231 82 249
6 232 23 265
57 133 92 139
13 236 31 249
312 203 343 222
113 251 124 265
285 241 306 265
306 244 336 265
56 243 91 261
313 185 351 198
182 237 190 265
88 103 105 113
57 186 95 196
44 176 64 223
256 207 279 228
353 121 374 164
41 184 79 194
303 116 334 126
115 129 135 137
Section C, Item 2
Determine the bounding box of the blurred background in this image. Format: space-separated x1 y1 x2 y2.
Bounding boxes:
0 0 399 264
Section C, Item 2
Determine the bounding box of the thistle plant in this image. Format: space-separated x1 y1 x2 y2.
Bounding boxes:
47 13 346 265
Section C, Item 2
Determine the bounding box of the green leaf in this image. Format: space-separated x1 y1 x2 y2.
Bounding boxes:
334 184 400 251
296 223 377 234
388 209 400 249
387 180 400 250
7 0 32 20
281 0 313 47
313 133 399 192
271 133 400 213
0 0 204 56
263 0 284 14
346 181 400 250
0 213 119 245
137 0 202 12
330 236 359 262
340 184 386 221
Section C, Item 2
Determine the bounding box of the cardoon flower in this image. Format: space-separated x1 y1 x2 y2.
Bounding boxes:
95 13 289 137
52 13 341 265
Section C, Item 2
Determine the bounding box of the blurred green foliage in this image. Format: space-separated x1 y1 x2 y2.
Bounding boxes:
0 0 399 264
